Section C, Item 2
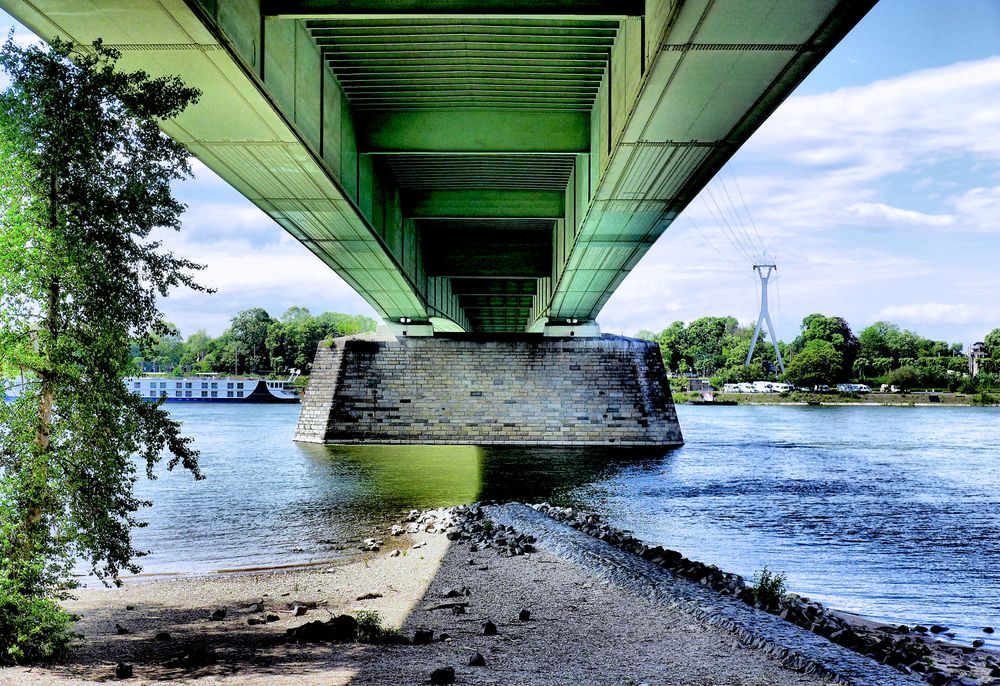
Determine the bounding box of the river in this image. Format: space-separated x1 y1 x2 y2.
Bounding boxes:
123 403 1000 645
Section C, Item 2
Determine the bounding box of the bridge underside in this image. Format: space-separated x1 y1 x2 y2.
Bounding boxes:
4 0 874 335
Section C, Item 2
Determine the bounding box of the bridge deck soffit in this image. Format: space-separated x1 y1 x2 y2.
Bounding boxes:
0 0 876 334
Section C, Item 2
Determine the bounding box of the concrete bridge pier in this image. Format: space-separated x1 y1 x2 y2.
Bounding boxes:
293 327 683 446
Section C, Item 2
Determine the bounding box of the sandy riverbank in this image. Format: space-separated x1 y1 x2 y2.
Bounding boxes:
4 517 826 686
3 505 996 686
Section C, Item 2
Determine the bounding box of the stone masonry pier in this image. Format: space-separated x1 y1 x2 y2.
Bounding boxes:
294 334 682 446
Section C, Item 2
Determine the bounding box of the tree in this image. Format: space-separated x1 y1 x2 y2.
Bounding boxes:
984 328 1000 359
783 341 843 389
0 37 203 661
791 314 858 380
228 307 273 373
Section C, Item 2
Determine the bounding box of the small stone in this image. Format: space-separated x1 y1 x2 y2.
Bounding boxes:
429 666 455 685
154 631 172 641
897 624 909 633
930 624 948 634
914 625 929 633
125 605 135 611
265 613 280 622
451 605 466 615
413 541 427 549
293 605 308 617
210 608 226 621
984 627 995 633
356 593 383 601
115 662 133 679
469 652 486 666
438 633 451 642
519 608 531 621
973 639 985 647
413 628 434 644
389 550 401 557
115 623 130 635
247 616 266 625
483 619 498 636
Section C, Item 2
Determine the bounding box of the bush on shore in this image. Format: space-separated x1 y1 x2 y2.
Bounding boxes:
0 563 75 665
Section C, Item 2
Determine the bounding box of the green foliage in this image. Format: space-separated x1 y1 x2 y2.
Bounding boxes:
972 392 999 406
783 341 843 388
984 328 1000 359
0 559 75 665
751 566 787 608
790 314 859 381
0 35 204 660
354 610 405 644
886 365 920 391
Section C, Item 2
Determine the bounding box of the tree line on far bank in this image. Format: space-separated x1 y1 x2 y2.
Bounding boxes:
636 314 1000 393
140 306 377 377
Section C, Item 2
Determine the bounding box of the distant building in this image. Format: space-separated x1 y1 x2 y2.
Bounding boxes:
969 342 987 376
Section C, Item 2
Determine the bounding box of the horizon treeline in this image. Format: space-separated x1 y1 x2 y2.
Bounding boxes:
636 314 1000 392
138 306 377 376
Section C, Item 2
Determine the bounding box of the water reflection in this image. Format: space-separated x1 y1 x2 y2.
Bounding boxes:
296 442 673 511
126 403 674 578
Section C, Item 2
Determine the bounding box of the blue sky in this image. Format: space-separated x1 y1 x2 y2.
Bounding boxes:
3 1 999 346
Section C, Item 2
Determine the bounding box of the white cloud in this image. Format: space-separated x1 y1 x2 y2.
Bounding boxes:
874 303 1000 327
950 185 1000 233
845 202 954 227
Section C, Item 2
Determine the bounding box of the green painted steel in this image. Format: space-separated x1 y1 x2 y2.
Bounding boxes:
0 0 877 333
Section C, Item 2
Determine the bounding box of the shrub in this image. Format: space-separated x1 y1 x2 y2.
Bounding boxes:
751 566 787 608
0 569 74 665
354 610 405 644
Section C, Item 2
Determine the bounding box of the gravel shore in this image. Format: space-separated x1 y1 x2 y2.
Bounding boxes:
2 517 825 686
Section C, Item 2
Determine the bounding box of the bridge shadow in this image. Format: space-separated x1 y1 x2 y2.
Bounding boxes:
35 444 678 684
296 442 675 511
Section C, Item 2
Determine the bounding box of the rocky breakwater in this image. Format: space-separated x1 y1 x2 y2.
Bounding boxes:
530 503 1000 686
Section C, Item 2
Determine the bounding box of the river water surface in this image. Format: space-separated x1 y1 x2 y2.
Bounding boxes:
125 403 1000 645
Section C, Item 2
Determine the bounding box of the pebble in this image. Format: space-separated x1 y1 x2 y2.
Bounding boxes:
114 662 133 679
413 628 434 645
451 605 466 615
429 666 455 685
293 605 308 617
154 631 171 641
931 624 949 634
115 623 130 635
356 593 383 600
247 616 266 625
210 608 226 621
388 550 400 557
984 627 995 633
469 652 486 666
972 639 985 647
519 608 531 621
483 619 498 636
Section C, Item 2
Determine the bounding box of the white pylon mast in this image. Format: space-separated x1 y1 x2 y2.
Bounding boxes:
745 264 785 374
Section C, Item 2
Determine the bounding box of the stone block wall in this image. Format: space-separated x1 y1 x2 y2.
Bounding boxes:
294 334 683 446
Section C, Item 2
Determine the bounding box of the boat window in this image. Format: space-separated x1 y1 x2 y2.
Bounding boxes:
237 391 243 397
175 391 181 397
185 382 192 389
201 390 208 397
201 382 208 389
134 382 141 389
227 382 233 389
211 391 218 398
211 382 217 389
185 390 192 397
227 391 234 398
237 383 244 389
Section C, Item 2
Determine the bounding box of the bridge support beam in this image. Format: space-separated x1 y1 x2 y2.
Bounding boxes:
294 334 682 446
